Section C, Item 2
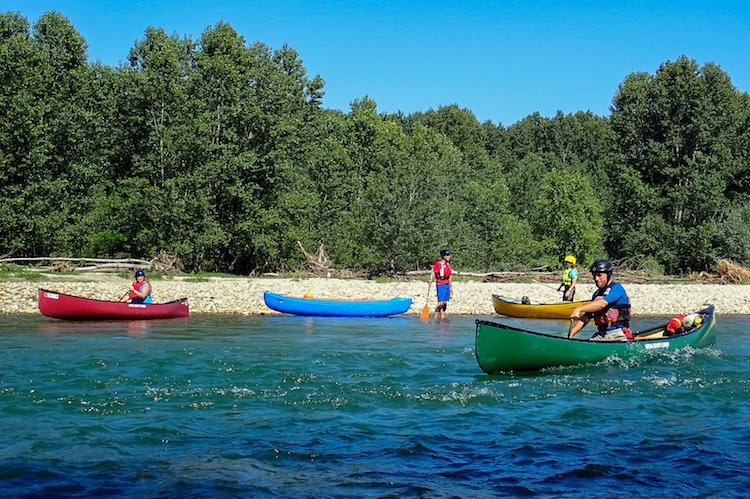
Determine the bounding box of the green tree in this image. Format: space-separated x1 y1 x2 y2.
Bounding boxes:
610 56 745 271
0 11 114 257
532 169 604 264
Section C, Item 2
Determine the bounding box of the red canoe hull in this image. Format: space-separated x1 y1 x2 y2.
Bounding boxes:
38 289 189 321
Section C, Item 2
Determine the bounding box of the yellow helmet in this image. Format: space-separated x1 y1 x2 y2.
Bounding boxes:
564 255 577 265
303 293 314 299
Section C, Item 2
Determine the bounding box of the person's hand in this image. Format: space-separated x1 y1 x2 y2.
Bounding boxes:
570 307 582 320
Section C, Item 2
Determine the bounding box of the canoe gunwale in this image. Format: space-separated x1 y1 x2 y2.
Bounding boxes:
492 294 590 307
491 294 590 319
476 304 715 343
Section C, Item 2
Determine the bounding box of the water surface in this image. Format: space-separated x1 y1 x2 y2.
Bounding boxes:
1 313 749 497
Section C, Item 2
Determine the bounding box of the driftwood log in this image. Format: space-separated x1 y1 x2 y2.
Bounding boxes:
717 259 750 283
1 251 185 274
1 254 732 283
151 250 184 273
406 269 720 284
297 241 331 276
0 257 151 273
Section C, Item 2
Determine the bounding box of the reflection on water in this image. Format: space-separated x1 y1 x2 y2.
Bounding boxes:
127 320 149 335
303 317 315 336
35 318 189 336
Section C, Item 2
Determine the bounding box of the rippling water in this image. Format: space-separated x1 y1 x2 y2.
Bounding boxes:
1 313 749 497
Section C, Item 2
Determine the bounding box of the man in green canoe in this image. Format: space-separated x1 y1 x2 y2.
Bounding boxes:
568 259 632 341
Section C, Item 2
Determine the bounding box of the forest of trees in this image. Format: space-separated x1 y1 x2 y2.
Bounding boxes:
2 11 750 275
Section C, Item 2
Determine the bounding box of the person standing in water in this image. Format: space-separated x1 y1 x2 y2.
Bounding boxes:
428 249 453 320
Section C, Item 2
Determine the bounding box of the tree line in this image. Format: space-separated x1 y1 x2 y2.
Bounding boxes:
2 11 749 275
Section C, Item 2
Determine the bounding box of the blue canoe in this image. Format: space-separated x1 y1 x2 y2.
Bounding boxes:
263 291 413 317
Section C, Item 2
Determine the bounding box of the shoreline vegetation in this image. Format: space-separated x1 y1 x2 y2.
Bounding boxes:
3 11 750 281
4 273 750 316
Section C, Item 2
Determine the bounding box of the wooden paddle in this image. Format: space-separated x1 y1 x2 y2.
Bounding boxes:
420 284 431 320
120 282 137 302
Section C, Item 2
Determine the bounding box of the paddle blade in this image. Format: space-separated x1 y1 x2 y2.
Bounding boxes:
420 303 430 320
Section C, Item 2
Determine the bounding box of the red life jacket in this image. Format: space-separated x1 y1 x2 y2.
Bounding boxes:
590 284 631 331
433 260 452 285
129 281 148 299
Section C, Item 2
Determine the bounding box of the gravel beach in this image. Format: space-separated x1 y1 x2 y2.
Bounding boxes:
4 275 750 316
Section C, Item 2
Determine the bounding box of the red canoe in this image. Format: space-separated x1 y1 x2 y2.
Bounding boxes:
38 289 189 321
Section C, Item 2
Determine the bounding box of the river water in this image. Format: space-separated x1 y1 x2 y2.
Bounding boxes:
1 313 749 497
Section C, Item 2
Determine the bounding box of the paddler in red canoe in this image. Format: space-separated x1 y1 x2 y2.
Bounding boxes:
120 269 152 304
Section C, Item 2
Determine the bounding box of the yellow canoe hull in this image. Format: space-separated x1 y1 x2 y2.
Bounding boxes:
492 294 590 319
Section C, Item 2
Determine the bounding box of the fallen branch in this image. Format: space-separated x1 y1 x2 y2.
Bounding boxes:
0 257 151 266
297 241 331 276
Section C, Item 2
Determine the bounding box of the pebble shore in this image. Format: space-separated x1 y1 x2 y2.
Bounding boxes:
4 275 750 316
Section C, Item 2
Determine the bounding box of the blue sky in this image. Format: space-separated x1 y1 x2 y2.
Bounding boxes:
5 1 749 125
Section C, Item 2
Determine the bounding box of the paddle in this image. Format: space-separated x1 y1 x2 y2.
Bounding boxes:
420 284 431 320
120 281 137 302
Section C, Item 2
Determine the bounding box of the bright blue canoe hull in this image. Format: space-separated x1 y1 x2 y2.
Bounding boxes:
263 291 412 317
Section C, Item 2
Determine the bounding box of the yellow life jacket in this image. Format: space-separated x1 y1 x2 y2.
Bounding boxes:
561 268 575 286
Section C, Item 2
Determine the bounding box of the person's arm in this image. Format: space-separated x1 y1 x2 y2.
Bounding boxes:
568 298 609 338
429 261 441 285
570 298 609 319
121 282 137 301
568 316 589 337
565 273 578 299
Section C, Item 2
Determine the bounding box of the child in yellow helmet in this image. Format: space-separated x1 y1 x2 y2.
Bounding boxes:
558 255 578 302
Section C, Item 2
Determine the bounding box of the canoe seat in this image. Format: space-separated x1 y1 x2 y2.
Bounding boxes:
634 330 666 340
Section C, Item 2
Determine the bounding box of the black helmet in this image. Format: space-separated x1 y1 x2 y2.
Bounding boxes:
590 259 613 276
440 249 451 257
135 269 146 278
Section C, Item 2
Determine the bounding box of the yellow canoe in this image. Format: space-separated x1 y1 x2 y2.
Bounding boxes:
492 294 590 319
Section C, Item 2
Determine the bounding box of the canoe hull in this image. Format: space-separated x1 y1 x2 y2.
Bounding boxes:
492 294 589 319
263 291 412 317
38 289 189 321
476 305 716 373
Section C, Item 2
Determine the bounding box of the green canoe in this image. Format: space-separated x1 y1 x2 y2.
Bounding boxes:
475 305 716 373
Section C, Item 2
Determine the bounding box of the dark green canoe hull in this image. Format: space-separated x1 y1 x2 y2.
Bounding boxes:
475 306 716 373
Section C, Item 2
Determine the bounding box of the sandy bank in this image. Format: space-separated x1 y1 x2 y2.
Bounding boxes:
3 276 750 316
